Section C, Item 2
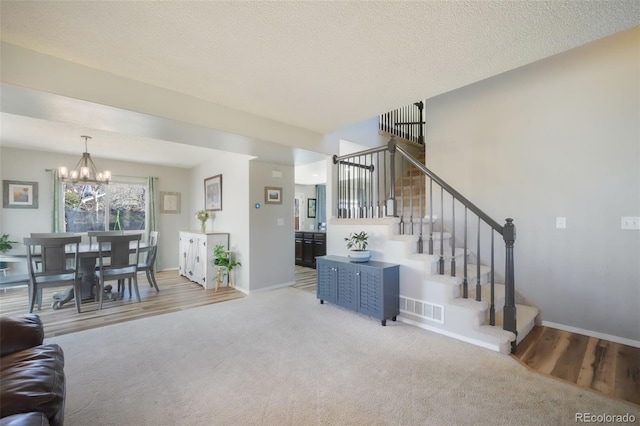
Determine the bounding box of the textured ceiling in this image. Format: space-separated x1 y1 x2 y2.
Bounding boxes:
0 1 638 166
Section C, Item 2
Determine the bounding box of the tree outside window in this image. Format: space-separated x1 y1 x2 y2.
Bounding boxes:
64 183 146 232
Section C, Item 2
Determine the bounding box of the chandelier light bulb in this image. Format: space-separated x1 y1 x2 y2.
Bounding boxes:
58 136 111 184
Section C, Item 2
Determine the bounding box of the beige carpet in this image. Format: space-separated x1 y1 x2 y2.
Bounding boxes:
47 287 639 426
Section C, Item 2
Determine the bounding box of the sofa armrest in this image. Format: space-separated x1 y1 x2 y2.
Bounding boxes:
0 314 44 356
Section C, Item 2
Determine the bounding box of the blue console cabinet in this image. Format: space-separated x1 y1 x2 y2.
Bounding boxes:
316 255 400 326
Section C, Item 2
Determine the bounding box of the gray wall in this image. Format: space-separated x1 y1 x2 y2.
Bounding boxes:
249 160 295 292
425 27 639 341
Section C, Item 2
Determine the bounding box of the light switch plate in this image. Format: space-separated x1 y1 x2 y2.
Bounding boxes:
621 216 640 230
556 217 566 229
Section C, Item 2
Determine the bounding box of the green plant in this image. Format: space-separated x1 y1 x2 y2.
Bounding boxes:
64 190 81 210
212 244 241 274
344 231 369 251
0 234 17 253
212 243 241 288
196 210 211 233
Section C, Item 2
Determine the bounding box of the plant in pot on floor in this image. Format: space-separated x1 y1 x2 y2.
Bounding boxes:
0 234 18 271
345 231 370 262
212 243 241 290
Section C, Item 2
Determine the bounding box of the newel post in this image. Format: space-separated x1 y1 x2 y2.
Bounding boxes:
386 138 397 217
503 218 517 353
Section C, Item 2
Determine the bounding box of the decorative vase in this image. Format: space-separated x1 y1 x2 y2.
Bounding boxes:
348 250 371 263
200 220 206 233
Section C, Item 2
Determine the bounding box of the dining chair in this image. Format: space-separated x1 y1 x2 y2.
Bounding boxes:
136 231 159 292
88 230 123 246
94 233 141 309
23 236 82 314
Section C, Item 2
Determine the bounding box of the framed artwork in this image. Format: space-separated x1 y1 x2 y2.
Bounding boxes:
307 198 316 218
264 186 282 204
160 191 181 214
3 180 38 209
204 174 222 211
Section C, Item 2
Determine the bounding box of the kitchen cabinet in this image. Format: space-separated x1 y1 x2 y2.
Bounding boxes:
294 232 326 268
316 255 400 326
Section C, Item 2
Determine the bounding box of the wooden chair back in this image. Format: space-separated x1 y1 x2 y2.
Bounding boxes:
23 236 81 276
96 233 141 270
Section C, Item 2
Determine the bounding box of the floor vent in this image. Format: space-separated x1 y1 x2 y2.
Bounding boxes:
399 295 444 324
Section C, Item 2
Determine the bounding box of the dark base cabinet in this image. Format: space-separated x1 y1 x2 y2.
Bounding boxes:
316 255 400 326
295 232 326 268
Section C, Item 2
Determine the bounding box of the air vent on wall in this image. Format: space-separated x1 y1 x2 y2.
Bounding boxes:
399 296 444 324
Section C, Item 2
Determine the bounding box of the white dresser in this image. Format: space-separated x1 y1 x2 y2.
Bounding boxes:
178 231 229 289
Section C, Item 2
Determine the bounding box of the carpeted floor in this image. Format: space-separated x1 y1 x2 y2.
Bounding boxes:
47 287 639 426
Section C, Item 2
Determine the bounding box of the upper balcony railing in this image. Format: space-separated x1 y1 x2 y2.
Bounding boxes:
379 101 425 146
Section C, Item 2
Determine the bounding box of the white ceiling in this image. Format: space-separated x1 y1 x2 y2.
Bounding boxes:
0 1 638 169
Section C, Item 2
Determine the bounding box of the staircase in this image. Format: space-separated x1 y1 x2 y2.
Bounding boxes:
331 138 539 354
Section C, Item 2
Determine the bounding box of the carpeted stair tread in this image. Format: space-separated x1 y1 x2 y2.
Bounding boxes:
468 283 506 308
449 297 489 312
493 304 539 344
425 273 463 286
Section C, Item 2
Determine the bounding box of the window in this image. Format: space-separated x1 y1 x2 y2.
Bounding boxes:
63 179 147 232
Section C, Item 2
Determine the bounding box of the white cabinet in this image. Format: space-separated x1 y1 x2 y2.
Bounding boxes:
179 231 229 289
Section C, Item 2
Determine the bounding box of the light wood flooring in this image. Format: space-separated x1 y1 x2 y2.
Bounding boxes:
0 270 244 338
513 325 640 407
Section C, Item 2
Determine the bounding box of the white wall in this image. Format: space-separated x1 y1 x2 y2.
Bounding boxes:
0 146 191 271
294 184 316 231
425 27 640 341
190 152 251 292
249 161 295 292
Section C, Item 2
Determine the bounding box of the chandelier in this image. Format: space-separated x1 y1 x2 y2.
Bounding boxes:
59 136 111 184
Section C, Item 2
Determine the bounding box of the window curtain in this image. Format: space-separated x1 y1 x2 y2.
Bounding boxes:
315 184 326 230
52 170 63 232
147 177 160 271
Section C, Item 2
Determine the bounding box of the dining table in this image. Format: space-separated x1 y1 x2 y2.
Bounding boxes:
2 240 148 310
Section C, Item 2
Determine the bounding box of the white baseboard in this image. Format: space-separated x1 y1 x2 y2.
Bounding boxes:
159 267 178 272
234 286 250 295
243 281 295 295
542 321 640 348
399 316 503 353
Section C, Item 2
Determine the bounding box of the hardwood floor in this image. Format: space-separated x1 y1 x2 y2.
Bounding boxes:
513 326 640 407
291 265 317 294
0 270 244 338
293 266 640 408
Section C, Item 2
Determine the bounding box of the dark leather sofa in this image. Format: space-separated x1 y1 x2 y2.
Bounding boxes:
0 314 65 426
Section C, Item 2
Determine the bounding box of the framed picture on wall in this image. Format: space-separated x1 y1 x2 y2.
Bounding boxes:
307 198 316 218
160 191 181 214
2 180 38 209
264 187 282 204
204 174 222 211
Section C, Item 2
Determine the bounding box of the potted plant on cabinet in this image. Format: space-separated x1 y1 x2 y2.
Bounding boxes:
196 210 211 233
212 243 241 290
0 234 18 270
345 231 370 262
